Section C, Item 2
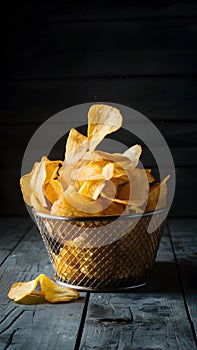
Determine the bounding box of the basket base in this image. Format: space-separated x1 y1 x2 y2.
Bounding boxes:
54 274 148 292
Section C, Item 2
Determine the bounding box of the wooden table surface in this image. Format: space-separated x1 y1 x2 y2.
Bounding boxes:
0 217 196 349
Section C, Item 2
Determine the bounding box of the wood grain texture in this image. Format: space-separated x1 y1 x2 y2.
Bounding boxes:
168 219 197 343
0 217 32 265
79 226 196 349
0 223 86 350
1 77 197 124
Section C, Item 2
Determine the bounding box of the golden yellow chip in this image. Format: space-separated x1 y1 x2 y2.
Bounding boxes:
79 180 106 200
88 104 122 151
8 278 40 302
101 200 125 216
30 193 50 214
45 164 63 204
16 292 46 305
30 159 48 207
145 169 155 183
8 274 79 304
146 175 170 212
77 160 114 181
64 186 104 214
64 128 89 163
127 168 149 207
38 274 79 303
123 144 142 168
20 162 39 206
20 103 169 217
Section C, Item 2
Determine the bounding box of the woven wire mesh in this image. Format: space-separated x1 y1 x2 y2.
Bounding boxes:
33 210 166 291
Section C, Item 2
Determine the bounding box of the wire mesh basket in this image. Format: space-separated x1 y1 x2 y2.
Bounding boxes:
33 208 167 291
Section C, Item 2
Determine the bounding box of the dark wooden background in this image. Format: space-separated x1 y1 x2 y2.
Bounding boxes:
1 0 197 216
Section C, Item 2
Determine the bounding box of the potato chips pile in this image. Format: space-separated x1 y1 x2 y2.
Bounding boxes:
20 104 169 216
8 274 79 304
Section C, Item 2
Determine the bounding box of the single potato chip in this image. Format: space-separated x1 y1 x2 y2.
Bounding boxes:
77 160 114 181
64 128 89 164
16 292 46 305
146 175 170 212
30 193 50 214
101 200 125 216
145 169 155 183
79 179 106 200
30 159 48 207
8 278 40 302
38 274 79 303
123 144 142 168
51 187 103 216
88 104 123 152
8 274 79 304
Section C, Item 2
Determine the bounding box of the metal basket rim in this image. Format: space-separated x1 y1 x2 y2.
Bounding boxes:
32 207 168 222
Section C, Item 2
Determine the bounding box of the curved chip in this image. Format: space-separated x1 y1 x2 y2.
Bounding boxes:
88 104 123 151
8 277 40 302
64 128 89 164
77 160 114 181
38 274 79 303
146 175 170 212
123 144 142 168
79 180 106 200
8 274 79 304
63 186 104 214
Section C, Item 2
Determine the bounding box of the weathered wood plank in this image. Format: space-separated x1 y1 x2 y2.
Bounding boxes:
0 217 32 265
168 219 197 342
1 77 197 123
79 226 196 349
0 223 86 350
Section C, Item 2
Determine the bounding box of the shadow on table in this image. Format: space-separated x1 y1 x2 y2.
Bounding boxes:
134 261 197 294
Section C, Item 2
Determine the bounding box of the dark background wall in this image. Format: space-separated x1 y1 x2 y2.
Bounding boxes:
1 0 197 216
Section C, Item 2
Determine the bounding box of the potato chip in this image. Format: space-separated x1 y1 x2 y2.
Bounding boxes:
20 162 39 206
101 180 117 199
51 193 81 217
30 193 50 214
145 169 155 183
38 274 79 303
146 175 170 212
20 103 169 217
63 186 104 214
8 277 40 302
45 161 63 184
77 160 114 181
64 128 89 163
88 104 122 151
45 165 63 204
127 168 149 207
16 292 46 305
79 180 106 200
101 200 125 216
30 159 48 207
118 182 130 201
45 179 63 204
8 274 79 304
84 150 131 167
123 144 142 168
